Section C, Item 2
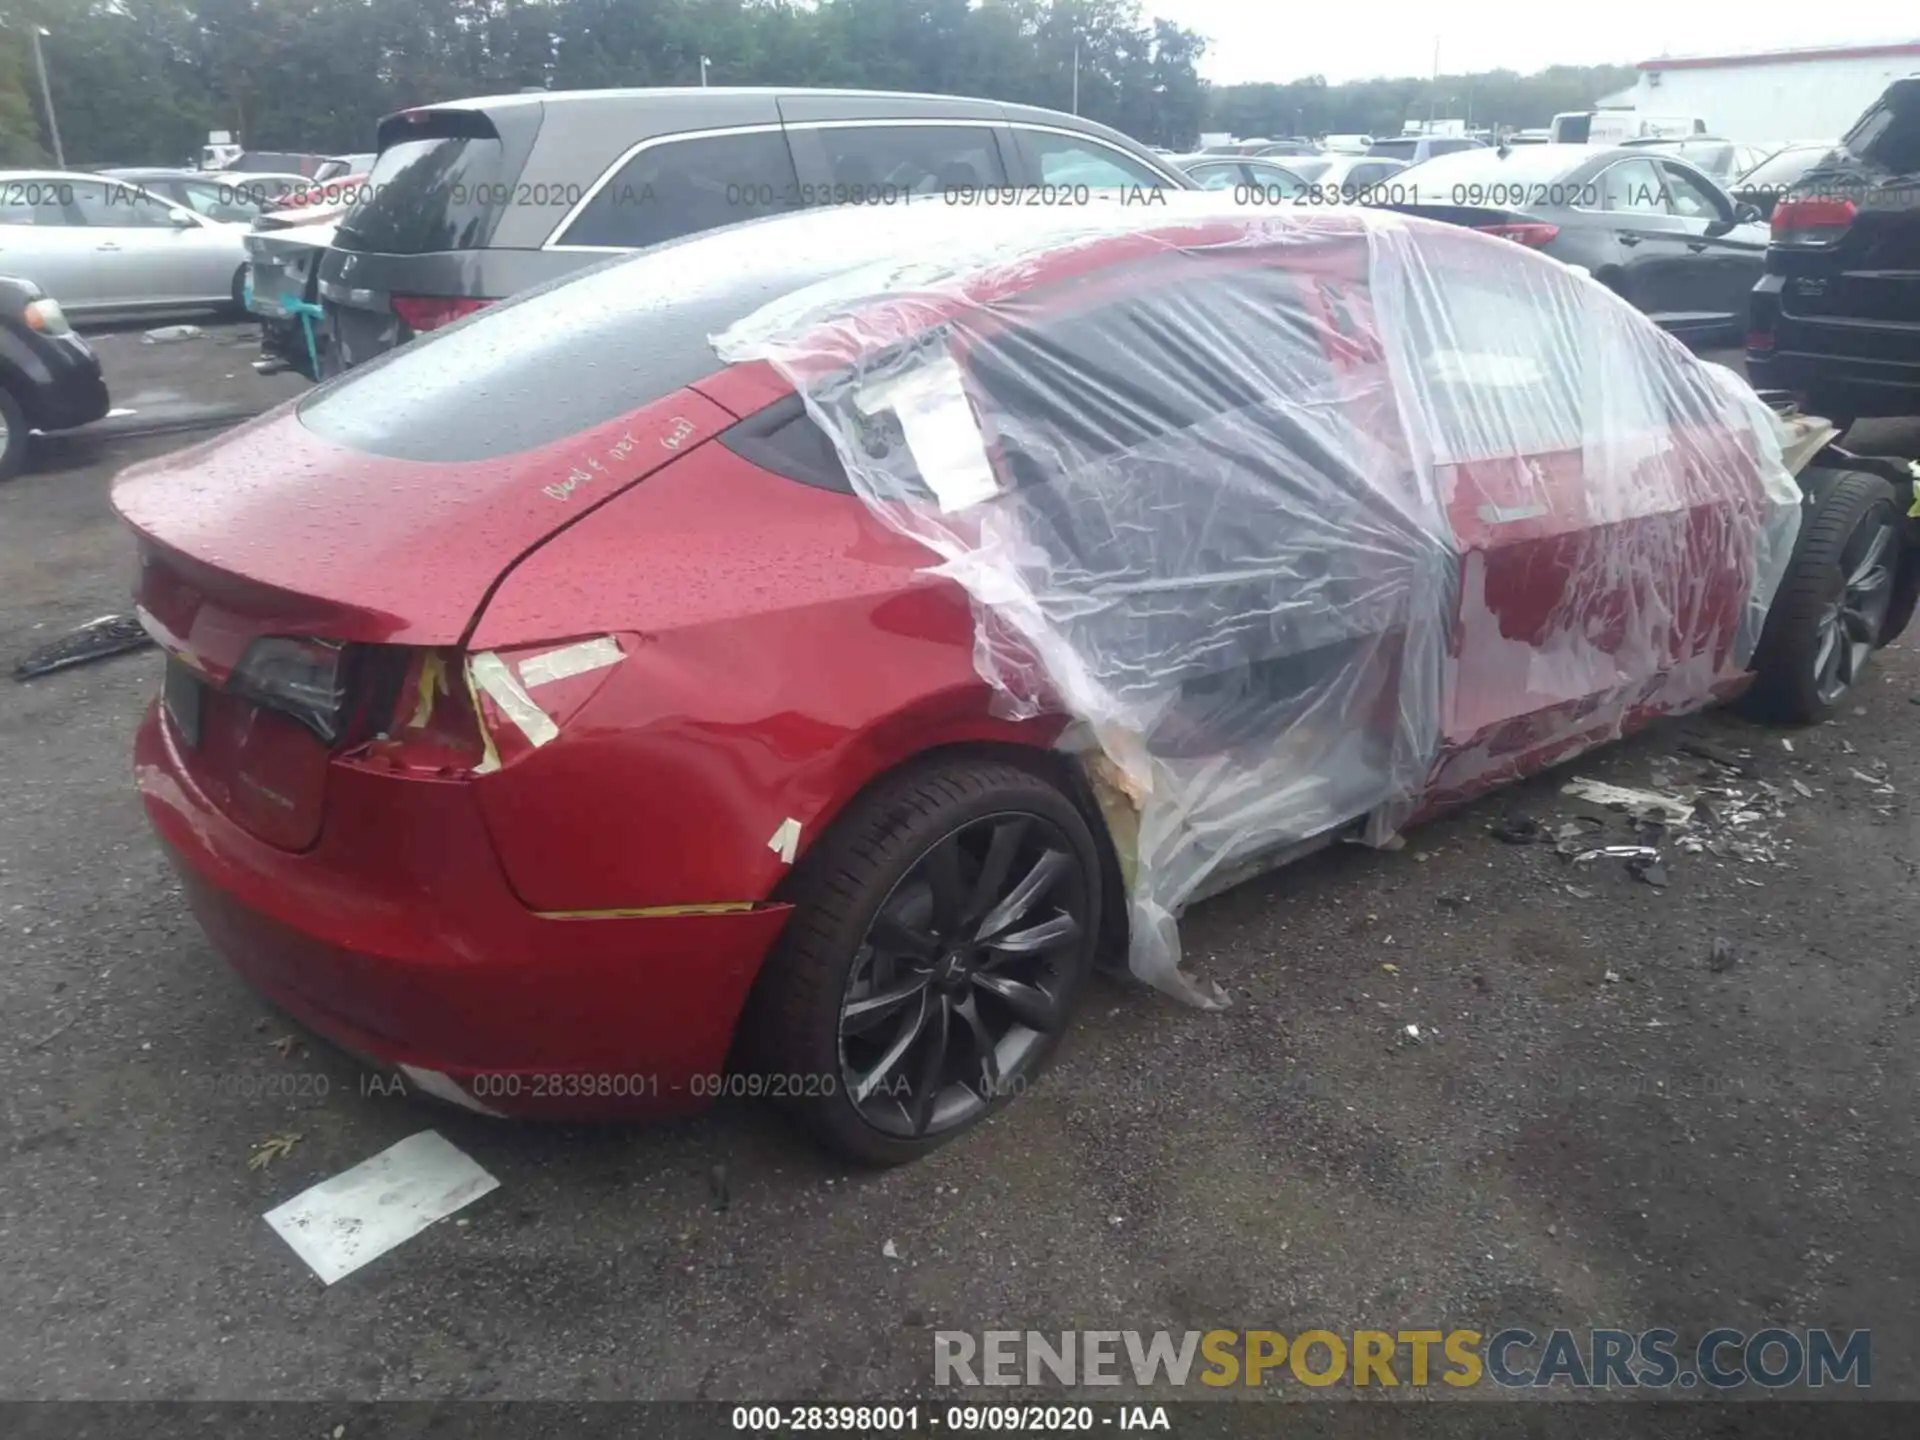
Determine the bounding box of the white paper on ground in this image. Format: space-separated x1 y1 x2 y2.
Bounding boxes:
263 1130 498 1284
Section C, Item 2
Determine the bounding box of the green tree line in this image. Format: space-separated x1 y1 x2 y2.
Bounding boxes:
2 0 1627 168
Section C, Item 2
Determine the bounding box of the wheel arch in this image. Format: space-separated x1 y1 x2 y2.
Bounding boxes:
768 735 1132 972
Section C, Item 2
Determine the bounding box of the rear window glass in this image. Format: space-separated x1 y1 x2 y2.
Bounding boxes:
1368 139 1418 159
298 211 874 462
334 117 520 255
559 130 802 249
1844 87 1920 175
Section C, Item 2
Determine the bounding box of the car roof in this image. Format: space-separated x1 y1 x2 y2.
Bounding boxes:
416 85 1021 116
396 85 1143 141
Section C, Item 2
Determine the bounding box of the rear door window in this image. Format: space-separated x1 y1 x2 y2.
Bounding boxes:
558 129 803 249
1598 158 1670 213
1656 162 1726 221
789 123 1008 199
68 181 178 229
1013 130 1171 189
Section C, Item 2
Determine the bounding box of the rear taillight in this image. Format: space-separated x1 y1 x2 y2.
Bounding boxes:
344 648 489 776
1476 222 1560 248
22 296 70 335
1771 196 1856 245
391 294 493 334
229 637 352 743
1747 330 1776 352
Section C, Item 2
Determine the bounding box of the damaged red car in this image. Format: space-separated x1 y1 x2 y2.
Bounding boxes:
117 196 1916 1164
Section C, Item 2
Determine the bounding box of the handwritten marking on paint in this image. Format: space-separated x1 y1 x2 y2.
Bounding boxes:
543 431 640 502
660 417 696 451
768 817 802 865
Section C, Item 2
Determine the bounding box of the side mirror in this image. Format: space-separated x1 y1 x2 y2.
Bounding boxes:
1734 201 1763 224
167 208 197 228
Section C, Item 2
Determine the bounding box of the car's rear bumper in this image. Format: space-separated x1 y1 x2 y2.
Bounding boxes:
5 329 110 432
1749 274 1920 417
134 701 794 1118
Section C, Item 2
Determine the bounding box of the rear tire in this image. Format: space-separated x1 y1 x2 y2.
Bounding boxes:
1745 469 1900 723
230 265 250 318
744 757 1102 1166
0 385 26 482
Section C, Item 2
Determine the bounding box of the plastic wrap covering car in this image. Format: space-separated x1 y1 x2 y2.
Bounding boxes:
715 196 1802 1007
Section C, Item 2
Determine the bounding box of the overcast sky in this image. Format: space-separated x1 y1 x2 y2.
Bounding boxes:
1149 2 1920 86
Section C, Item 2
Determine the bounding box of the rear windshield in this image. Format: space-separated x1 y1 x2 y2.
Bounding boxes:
1740 144 1832 188
1368 139 1418 159
1843 84 1920 176
334 112 527 255
298 208 894 462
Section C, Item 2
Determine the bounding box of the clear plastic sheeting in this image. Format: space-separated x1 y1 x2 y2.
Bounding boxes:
715 195 1802 1006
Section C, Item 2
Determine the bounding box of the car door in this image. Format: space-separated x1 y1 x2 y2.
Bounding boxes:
1591 156 1697 327
67 180 236 308
1399 232 1760 802
0 180 100 308
784 120 1011 201
1655 159 1769 344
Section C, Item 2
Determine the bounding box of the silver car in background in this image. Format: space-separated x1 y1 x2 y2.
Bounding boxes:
0 171 251 316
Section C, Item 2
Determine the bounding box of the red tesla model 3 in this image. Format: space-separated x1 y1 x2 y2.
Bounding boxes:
115 197 1906 1163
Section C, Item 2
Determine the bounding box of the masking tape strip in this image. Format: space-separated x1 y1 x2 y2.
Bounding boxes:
518 636 623 688
469 652 559 749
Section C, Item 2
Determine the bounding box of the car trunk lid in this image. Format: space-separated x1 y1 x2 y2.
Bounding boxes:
117 390 735 851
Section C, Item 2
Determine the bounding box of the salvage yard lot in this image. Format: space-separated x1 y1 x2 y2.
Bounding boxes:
3 331 1919 1401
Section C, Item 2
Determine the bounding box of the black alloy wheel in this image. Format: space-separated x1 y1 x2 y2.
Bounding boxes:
838 811 1088 1140
745 758 1102 1165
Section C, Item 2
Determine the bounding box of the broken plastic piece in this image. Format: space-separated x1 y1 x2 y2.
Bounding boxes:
14 613 155 679
1560 778 1695 829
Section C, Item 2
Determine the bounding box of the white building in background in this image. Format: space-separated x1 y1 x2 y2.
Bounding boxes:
1612 40 1920 144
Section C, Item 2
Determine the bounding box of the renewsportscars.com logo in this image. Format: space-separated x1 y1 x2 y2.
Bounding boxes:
933 1328 1871 1390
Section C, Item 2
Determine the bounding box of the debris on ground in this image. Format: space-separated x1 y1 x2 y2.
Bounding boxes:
248 1132 303 1171
1677 736 1755 775
13 614 154 680
882 1239 901 1260
1709 937 1739 973
709 1163 730 1213
1488 815 1543 844
1848 768 1898 797
1626 854 1669 887
1561 778 1696 828
142 324 204 343
1573 845 1661 864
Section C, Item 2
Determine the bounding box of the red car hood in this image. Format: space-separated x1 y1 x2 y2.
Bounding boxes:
112 391 734 660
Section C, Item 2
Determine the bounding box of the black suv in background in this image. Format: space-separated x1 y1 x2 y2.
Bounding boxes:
1748 78 1920 428
317 87 1190 372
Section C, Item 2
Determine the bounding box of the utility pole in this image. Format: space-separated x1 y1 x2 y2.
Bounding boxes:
1427 35 1439 126
1071 40 1080 115
31 27 65 169
700 55 711 87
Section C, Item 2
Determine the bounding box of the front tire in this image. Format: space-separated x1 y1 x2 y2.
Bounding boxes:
1746 469 1900 723
745 757 1102 1166
0 385 27 482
